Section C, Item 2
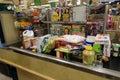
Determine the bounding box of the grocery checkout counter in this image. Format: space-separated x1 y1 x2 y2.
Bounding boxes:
0 2 119 80
0 46 120 80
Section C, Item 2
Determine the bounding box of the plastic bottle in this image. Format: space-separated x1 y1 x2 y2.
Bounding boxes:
83 46 95 65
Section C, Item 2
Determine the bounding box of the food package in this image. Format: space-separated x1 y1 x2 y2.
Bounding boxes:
85 36 95 46
72 25 81 35
22 40 31 49
95 34 111 57
103 40 111 57
50 24 62 36
61 35 85 44
36 34 52 53
43 36 58 53
95 34 110 45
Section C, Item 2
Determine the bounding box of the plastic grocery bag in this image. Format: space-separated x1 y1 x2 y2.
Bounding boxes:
36 34 51 53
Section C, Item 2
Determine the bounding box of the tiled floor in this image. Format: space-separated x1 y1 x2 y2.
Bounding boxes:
0 73 12 80
0 62 18 80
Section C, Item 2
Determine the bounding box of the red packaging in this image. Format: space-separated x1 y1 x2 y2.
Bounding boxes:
55 40 61 48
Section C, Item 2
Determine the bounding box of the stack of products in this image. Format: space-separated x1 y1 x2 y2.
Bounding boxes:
50 24 62 35
72 25 84 35
50 24 86 36
33 33 110 66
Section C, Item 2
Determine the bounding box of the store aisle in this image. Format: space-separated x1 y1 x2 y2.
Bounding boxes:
0 73 12 80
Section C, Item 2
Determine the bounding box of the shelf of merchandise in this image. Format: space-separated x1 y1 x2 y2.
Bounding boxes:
104 5 119 33
87 4 107 34
15 17 32 20
87 19 104 22
42 21 86 25
105 30 117 32
88 14 105 18
89 14 105 15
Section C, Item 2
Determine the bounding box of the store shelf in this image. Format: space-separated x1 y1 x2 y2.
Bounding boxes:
88 14 105 16
42 21 86 25
15 17 32 20
106 30 117 32
88 19 104 22
87 21 99 24
88 4 105 10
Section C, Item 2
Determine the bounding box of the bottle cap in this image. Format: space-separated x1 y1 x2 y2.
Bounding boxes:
85 46 93 51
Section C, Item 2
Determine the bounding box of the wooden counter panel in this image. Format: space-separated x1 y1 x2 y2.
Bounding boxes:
17 68 48 80
0 49 109 80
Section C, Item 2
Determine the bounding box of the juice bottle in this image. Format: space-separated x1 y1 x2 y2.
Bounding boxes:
83 46 95 65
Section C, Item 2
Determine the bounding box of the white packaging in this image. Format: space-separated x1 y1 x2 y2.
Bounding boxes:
22 30 34 49
103 40 111 57
95 34 110 45
23 30 34 41
36 34 51 53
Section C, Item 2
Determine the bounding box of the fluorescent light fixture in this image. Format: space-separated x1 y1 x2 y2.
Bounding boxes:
83 2 87 5
30 4 50 9
77 0 81 5
41 4 50 7
31 3 35 6
109 2 112 4
48 0 59 3
68 2 72 6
